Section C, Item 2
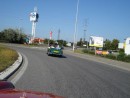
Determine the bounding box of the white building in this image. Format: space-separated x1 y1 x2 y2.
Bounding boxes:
125 37 130 55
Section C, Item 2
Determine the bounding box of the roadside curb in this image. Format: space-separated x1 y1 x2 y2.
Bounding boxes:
0 52 23 80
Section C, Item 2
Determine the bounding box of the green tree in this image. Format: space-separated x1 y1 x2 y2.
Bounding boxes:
57 40 67 47
111 39 119 50
103 39 111 50
44 39 55 45
0 28 26 43
43 39 49 44
77 38 83 46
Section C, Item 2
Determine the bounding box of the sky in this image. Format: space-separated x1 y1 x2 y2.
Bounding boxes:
0 0 130 42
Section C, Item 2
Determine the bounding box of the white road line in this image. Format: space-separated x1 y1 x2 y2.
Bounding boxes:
11 53 28 85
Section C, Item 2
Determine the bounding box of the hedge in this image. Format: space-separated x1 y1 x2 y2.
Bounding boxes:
81 49 130 63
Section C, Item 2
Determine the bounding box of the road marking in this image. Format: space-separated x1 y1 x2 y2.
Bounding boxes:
11 53 28 85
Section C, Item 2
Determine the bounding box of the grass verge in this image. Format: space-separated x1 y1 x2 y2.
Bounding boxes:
0 45 18 72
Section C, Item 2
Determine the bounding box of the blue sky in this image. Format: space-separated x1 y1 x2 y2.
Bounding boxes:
0 0 130 42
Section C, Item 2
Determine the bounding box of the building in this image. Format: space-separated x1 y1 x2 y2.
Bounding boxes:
125 37 130 55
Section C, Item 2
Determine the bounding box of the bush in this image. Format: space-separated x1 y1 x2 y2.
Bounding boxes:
89 51 95 55
0 28 27 44
124 55 130 62
82 49 95 55
119 49 124 54
105 54 117 60
76 49 130 63
82 49 89 53
117 52 126 61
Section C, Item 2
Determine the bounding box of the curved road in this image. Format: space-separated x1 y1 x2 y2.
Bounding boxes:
9 45 130 98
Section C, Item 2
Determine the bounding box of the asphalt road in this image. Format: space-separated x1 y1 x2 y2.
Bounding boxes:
9 46 130 98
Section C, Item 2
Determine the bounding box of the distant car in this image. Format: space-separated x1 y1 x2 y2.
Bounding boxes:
0 80 63 98
47 43 63 57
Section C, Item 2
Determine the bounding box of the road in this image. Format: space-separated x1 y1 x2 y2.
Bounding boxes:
8 45 130 98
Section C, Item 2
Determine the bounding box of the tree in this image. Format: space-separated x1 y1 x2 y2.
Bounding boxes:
57 40 67 47
111 39 119 50
77 38 83 46
103 39 119 50
0 28 26 43
103 39 111 50
44 39 55 45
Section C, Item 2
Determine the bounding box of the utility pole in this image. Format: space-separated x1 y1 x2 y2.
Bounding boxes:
18 18 22 38
73 0 80 51
83 19 88 49
58 29 60 40
83 29 86 43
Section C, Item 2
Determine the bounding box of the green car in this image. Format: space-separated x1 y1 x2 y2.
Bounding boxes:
47 47 63 57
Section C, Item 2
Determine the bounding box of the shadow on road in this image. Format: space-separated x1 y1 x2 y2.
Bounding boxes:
48 55 67 58
58 55 67 58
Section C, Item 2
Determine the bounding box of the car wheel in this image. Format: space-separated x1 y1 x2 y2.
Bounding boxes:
48 53 50 56
59 55 62 57
47 51 50 56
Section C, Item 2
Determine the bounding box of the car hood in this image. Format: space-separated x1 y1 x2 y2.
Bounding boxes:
0 89 63 98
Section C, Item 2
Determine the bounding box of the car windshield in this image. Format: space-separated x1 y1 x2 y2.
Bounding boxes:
0 0 130 98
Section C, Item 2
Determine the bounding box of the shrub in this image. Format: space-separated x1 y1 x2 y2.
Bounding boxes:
89 51 95 55
82 49 95 55
124 55 130 62
119 49 124 54
105 54 117 60
117 52 126 61
82 49 89 53
76 49 130 63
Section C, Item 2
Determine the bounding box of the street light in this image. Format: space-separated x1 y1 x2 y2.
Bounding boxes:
18 18 22 39
73 0 80 51
19 18 23 33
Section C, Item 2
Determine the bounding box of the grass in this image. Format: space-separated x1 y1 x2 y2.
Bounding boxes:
0 45 18 72
74 49 84 54
22 43 46 47
74 49 95 55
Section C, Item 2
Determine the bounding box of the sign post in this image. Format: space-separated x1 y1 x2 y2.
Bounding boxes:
50 31 52 40
29 7 39 43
